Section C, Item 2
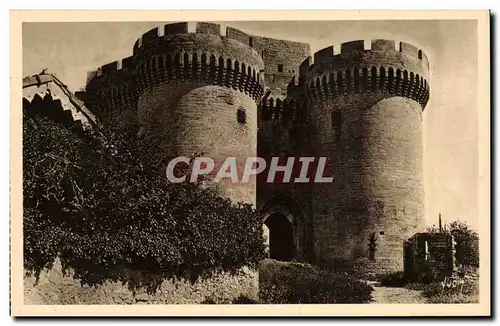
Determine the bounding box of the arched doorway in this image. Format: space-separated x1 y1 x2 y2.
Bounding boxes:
264 213 294 261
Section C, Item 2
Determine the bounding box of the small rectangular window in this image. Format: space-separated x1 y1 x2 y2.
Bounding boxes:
424 240 430 260
331 111 342 128
332 111 342 142
271 74 276 83
237 108 247 124
278 64 284 72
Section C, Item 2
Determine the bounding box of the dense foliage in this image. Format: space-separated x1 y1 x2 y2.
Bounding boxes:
428 221 479 268
259 259 373 304
379 271 407 287
23 112 265 292
231 294 258 304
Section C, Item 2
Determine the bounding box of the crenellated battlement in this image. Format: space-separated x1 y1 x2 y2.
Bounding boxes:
85 56 137 119
133 22 232 52
309 39 429 71
132 22 263 57
133 22 188 52
302 39 430 109
132 22 265 102
134 50 265 102
94 56 135 78
260 96 307 123
133 22 275 54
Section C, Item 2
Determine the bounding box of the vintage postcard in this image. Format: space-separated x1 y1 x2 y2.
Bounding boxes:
10 10 490 317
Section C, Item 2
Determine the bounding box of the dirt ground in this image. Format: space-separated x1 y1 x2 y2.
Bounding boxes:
367 281 428 304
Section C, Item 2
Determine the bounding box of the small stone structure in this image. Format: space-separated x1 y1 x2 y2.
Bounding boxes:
403 232 456 282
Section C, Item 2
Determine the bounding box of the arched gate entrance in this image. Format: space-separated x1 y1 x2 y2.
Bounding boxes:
260 195 305 261
264 213 294 261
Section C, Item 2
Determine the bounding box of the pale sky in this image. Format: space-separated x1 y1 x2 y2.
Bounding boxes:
22 20 479 229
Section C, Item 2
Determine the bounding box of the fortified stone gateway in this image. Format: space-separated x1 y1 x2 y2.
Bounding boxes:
83 22 430 273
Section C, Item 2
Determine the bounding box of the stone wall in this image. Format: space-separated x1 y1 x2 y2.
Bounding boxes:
250 36 310 97
24 260 258 305
138 83 258 204
133 23 264 205
310 95 425 270
404 232 456 282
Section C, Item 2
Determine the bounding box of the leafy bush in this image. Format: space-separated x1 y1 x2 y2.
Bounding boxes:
428 221 479 268
421 282 445 297
259 259 373 304
232 295 258 304
378 271 407 287
317 257 375 280
201 296 217 304
23 112 266 293
259 259 315 303
327 257 356 274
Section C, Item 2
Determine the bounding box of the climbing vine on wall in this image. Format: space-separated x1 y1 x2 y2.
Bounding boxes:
23 111 265 293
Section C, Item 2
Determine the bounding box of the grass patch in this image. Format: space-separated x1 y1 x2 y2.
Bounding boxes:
426 293 479 304
259 259 373 304
420 277 479 303
378 269 479 304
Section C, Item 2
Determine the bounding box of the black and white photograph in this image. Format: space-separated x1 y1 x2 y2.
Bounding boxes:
10 10 490 317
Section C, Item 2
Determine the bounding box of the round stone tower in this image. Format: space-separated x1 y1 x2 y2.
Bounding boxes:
304 40 430 272
133 22 265 205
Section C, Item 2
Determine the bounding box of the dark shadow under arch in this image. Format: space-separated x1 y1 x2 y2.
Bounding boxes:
260 194 307 261
265 213 294 261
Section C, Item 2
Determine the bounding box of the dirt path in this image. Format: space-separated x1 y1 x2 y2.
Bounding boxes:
367 281 428 304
